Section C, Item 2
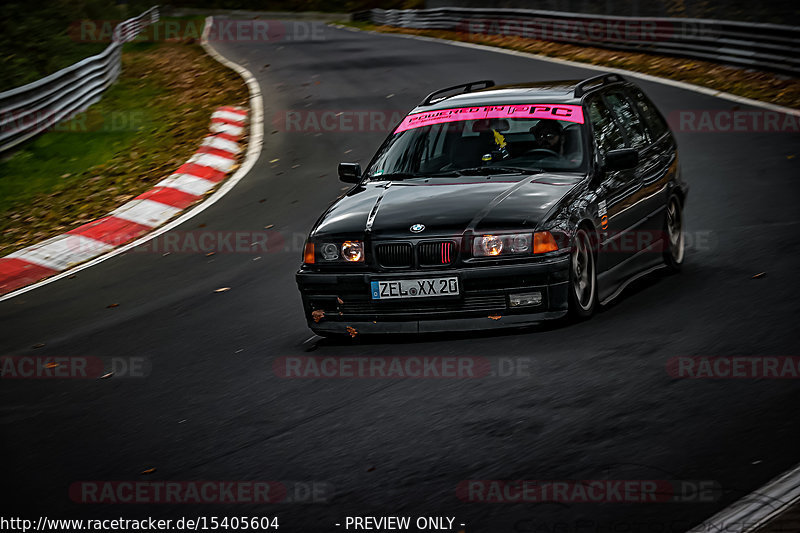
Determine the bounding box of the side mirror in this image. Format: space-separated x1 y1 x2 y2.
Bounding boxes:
338 162 362 183
604 148 638 171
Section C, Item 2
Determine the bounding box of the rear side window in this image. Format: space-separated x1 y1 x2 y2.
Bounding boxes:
628 87 669 140
586 97 626 153
605 91 648 148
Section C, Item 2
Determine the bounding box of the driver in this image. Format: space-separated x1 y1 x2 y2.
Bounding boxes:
530 119 564 155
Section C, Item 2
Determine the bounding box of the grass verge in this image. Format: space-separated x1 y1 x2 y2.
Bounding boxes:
0 19 248 257
337 21 800 110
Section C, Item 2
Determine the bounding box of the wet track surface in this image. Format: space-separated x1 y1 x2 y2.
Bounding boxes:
1 21 799 532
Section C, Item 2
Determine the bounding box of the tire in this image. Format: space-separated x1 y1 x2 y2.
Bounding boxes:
663 195 685 272
568 227 598 320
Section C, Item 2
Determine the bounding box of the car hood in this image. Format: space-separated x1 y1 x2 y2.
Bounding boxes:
312 174 583 240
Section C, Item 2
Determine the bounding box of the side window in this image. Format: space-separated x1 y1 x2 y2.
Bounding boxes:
628 87 669 140
586 97 626 153
605 91 648 148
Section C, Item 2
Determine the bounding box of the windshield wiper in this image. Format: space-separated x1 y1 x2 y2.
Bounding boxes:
370 172 424 181
458 166 543 176
371 170 461 180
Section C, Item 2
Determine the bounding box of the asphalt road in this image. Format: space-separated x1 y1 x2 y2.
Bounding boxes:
1 20 799 532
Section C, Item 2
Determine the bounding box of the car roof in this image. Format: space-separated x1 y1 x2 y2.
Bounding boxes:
407 76 638 115
408 80 584 114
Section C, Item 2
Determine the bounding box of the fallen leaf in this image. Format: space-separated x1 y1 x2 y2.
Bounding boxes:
32 343 45 349
45 362 59 369
367 466 376 472
141 468 156 475
107 303 119 308
100 372 113 379
312 309 325 323
337 297 344 304
264 224 274 229
269 158 279 163
206 252 215 256
752 272 766 279
214 287 231 293
346 326 358 338
488 315 502 320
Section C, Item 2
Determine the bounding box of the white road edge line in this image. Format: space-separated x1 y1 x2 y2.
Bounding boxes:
687 461 800 533
331 24 800 117
0 16 264 302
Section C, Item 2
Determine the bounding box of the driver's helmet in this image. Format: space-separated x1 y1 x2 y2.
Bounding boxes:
530 119 564 150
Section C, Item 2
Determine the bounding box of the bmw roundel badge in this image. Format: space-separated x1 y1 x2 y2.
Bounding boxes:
410 223 425 233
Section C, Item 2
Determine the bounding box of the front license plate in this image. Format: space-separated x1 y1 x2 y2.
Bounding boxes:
371 277 459 299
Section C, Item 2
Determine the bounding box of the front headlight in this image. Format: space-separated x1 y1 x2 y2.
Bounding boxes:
304 240 365 263
472 232 558 257
473 233 531 257
341 241 364 262
320 242 340 261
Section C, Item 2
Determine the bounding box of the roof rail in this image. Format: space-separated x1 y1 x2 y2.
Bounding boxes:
574 73 625 98
419 80 495 106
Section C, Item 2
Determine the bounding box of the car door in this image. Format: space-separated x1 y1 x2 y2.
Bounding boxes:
585 93 641 274
602 89 662 266
626 86 678 249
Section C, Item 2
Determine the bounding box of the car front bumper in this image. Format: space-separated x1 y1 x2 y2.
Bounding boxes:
296 255 570 335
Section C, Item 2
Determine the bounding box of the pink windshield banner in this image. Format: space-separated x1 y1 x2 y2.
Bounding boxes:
394 104 585 133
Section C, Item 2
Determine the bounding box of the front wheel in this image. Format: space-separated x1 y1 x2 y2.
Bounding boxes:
663 195 685 271
568 228 597 320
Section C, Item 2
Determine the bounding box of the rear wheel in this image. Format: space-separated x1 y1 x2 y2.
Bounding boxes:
663 195 685 271
568 228 597 319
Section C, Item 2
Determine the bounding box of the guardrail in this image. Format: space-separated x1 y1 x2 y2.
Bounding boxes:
0 6 159 154
362 7 800 77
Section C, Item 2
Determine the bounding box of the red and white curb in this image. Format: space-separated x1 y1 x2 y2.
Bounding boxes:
0 106 248 296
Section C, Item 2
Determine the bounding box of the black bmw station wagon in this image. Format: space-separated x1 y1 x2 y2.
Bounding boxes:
296 73 688 336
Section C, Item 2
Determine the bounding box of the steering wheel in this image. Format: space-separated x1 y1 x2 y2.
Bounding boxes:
524 148 560 158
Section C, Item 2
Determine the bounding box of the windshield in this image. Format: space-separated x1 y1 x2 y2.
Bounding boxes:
367 107 587 179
